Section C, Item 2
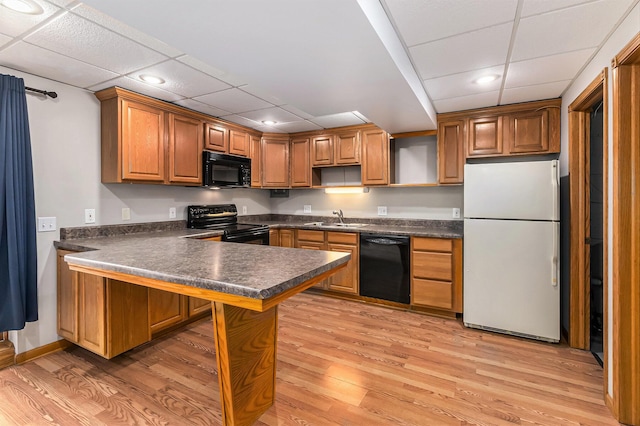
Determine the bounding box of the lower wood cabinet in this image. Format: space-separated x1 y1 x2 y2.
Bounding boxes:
188 297 212 317
410 237 463 314
148 289 188 334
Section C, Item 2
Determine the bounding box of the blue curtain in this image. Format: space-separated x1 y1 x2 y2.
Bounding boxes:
0 74 38 331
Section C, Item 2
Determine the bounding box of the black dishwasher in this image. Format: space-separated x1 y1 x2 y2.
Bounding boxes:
359 233 410 304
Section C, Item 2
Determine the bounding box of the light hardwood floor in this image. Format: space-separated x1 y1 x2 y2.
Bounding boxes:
0 293 617 425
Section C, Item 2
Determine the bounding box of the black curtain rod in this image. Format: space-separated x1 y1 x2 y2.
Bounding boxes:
25 86 58 99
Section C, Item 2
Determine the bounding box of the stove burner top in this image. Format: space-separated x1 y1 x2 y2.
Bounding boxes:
187 204 268 237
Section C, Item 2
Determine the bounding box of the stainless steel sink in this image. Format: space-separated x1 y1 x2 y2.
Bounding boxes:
304 222 366 228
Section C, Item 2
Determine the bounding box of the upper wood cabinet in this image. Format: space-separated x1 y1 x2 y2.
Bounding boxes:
437 120 465 185
204 122 229 153
261 135 290 188
361 127 391 185
506 108 552 154
467 115 503 157
311 135 333 166
250 135 262 187
335 130 361 164
168 113 203 185
229 129 250 156
290 137 312 187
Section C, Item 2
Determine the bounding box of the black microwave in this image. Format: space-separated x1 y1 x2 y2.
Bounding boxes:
202 151 251 188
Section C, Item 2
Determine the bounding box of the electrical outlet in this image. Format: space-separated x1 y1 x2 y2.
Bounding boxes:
304 205 311 214
242 206 247 215
377 206 387 216
122 208 131 220
37 217 56 232
452 208 461 219
169 207 177 219
84 209 95 224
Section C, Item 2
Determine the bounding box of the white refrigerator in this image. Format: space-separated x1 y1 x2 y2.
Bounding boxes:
463 160 560 342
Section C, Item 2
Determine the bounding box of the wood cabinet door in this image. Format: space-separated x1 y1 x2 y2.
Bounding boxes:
327 242 359 294
121 99 165 182
467 116 503 157
261 137 290 187
204 122 228 153
335 131 361 165
57 250 78 342
189 297 212 317
229 129 249 156
295 239 327 289
269 229 280 246
279 229 295 248
361 128 390 185
506 109 549 154
77 273 106 356
149 289 187 334
106 279 150 358
311 135 333 166
437 119 465 184
250 135 262 187
168 113 202 185
290 137 311 187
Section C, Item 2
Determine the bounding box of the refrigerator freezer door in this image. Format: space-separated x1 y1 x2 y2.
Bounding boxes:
463 219 560 342
464 160 559 221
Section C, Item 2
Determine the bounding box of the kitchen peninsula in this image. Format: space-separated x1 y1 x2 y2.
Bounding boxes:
62 237 349 426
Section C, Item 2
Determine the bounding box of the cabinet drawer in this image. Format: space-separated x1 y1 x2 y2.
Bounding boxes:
327 231 357 245
413 251 452 281
297 229 325 242
413 279 452 309
413 237 452 252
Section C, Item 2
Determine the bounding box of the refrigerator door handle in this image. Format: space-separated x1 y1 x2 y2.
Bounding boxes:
552 161 559 220
552 224 559 287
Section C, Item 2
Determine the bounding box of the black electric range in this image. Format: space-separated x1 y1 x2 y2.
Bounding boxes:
187 204 269 245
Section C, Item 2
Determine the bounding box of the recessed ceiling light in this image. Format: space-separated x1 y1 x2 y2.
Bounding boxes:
139 74 165 85
1 0 43 14
262 120 277 125
474 75 500 85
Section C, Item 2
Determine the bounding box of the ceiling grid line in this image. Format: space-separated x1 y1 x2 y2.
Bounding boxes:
498 0 525 105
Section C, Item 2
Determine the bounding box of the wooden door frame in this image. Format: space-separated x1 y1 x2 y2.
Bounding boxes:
608 31 640 425
568 69 608 352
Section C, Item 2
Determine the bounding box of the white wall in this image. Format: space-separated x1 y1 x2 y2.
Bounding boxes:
559 2 640 397
270 185 463 220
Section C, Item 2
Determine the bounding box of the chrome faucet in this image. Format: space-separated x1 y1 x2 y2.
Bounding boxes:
333 209 345 224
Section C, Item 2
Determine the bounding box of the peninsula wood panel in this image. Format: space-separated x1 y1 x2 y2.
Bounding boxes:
311 135 333 166
361 127 390 185
437 119 464 184
261 136 289 187
204 122 229 152
121 99 165 182
106 280 150 358
290 137 311 187
57 250 78 342
335 130 361 164
168 113 202 185
467 116 503 156
229 129 249 157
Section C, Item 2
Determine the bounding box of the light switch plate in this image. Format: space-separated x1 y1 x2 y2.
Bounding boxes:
242 206 247 215
452 208 461 219
122 208 131 220
169 207 177 219
304 205 311 214
84 209 95 224
37 216 56 232
377 206 387 216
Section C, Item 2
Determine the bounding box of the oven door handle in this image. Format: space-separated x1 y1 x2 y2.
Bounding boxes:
224 230 269 241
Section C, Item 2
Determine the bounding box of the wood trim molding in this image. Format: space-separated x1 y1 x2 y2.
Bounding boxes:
0 339 16 370
390 129 437 139
437 98 561 121
612 31 640 68
14 339 73 365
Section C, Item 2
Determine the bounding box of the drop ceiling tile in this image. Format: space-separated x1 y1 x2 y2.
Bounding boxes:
176 55 247 86
310 112 365 128
25 12 167 74
220 114 261 129
0 33 12 47
511 0 634 61
432 91 500 113
0 1 61 37
423 65 504 101
45 0 77 7
505 49 595 88
410 23 512 80
239 107 304 124
280 104 315 120
240 85 285 105
501 80 569 104
88 76 184 101
275 120 323 133
172 99 230 118
127 60 231 98
385 0 518 46
252 125 287 133
71 5 183 57
193 88 273 114
520 0 592 17
0 41 118 87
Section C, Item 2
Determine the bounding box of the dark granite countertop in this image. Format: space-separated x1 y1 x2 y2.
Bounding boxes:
61 235 349 300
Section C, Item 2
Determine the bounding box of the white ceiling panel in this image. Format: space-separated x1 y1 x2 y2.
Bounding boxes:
520 0 592 17
433 91 500 113
240 85 286 106
252 124 287 133
172 99 230 118
175 55 247 87
410 23 513 80
511 0 634 61
127 60 231 98
274 120 323 133
505 49 595 88
220 114 262 128
384 0 518 46
0 33 12 47
0 41 118 87
45 0 77 7
310 112 365 128
280 104 315 120
0 1 60 37
501 80 569 105
423 65 504 101
25 12 167 74
193 88 273 114
238 107 304 124
88 76 184 101
71 5 184 57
